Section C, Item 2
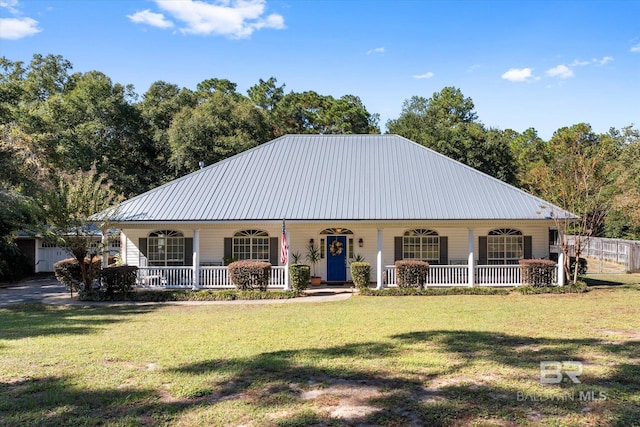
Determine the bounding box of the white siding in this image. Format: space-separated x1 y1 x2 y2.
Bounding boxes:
121 221 553 275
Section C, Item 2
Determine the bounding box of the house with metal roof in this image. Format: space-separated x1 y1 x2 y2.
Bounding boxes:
100 134 567 289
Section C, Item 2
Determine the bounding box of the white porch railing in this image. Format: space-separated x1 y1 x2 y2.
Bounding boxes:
474 265 521 287
137 267 193 288
384 264 558 287
137 265 287 289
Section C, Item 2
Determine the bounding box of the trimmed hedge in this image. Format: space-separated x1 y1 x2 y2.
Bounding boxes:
289 264 310 291
360 287 509 296
78 289 302 302
53 257 102 291
100 265 138 296
519 259 557 287
514 281 588 294
350 262 371 289
570 257 588 276
395 260 429 288
228 261 271 291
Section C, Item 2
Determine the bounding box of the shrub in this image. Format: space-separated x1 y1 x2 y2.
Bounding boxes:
289 264 310 291
54 257 101 292
79 289 302 302
350 262 371 289
0 243 33 283
395 260 429 288
360 287 509 296
514 282 588 294
519 259 557 287
569 257 588 276
228 261 271 291
100 265 138 296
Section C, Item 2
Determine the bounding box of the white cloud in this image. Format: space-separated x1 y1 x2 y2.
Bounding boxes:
366 47 384 55
0 0 18 13
0 17 41 39
141 0 286 38
0 0 41 39
593 56 613 65
501 68 534 82
631 44 640 53
412 72 434 79
570 59 590 67
127 9 174 28
545 64 574 79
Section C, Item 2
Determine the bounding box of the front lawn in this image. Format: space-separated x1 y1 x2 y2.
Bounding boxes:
1 286 639 426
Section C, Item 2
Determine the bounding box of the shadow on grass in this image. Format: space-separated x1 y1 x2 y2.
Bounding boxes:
164 331 639 426
583 274 640 288
2 331 638 426
0 304 160 341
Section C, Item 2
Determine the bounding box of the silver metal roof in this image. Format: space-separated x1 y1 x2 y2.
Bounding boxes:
101 134 568 222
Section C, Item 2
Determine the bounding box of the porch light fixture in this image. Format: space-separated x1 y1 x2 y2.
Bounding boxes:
358 238 364 247
309 238 314 245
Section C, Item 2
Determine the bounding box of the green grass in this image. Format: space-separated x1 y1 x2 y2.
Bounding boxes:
1 286 639 426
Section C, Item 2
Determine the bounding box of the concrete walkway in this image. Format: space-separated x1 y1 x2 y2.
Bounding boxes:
0 276 353 307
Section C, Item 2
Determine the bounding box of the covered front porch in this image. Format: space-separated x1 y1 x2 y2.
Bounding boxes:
134 258 564 290
125 222 565 290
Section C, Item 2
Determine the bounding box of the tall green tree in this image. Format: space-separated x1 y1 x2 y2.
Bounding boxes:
272 91 379 136
42 166 122 288
138 81 196 184
523 123 619 282
387 87 516 184
44 71 151 196
168 88 269 176
606 126 640 239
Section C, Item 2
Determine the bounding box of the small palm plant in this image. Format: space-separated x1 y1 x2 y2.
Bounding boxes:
306 241 322 285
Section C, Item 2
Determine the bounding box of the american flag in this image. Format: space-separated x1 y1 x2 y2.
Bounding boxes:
281 219 288 265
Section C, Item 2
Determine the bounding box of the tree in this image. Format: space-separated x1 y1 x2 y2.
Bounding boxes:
523 124 619 283
42 166 122 289
137 81 196 185
44 71 152 196
271 91 379 136
387 88 517 184
247 77 284 112
168 89 269 176
606 126 640 238
0 191 42 281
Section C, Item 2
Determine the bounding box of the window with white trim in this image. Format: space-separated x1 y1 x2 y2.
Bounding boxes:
148 230 185 266
233 230 269 261
487 228 523 265
403 229 439 262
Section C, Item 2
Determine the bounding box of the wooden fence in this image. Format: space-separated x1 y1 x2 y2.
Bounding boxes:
566 236 640 273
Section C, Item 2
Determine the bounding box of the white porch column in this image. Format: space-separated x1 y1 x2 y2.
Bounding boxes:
101 233 109 268
376 228 383 289
557 252 565 286
283 230 291 291
192 229 200 290
467 228 475 287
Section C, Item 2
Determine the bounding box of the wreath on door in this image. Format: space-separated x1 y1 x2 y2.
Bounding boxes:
329 239 344 256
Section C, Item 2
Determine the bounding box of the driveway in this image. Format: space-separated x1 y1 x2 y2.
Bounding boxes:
0 275 70 307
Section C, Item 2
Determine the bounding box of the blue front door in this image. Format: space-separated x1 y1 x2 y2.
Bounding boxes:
327 235 347 281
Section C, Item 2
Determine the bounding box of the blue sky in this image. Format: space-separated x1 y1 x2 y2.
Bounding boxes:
1 0 638 139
